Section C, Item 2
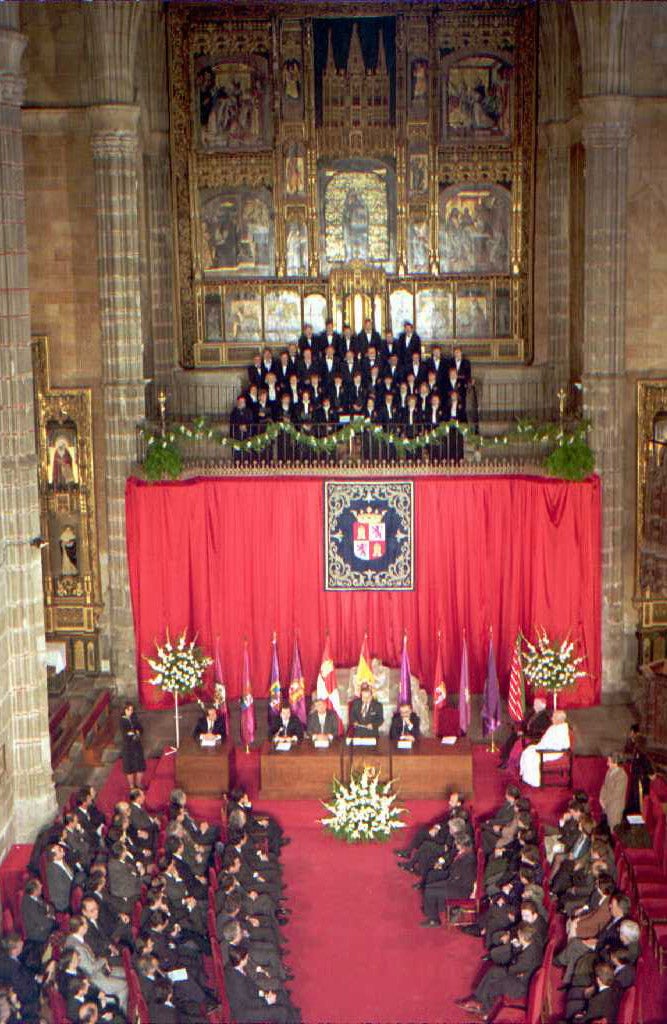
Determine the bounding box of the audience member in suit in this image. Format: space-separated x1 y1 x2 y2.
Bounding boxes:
421 837 477 926
598 754 628 832
269 705 305 743
107 843 144 905
389 703 421 742
64 917 128 1013
480 786 521 856
192 705 226 742
457 922 541 1016
0 934 41 1022
20 878 56 966
46 843 74 913
498 697 552 768
147 977 180 1023
570 960 621 1023
224 945 301 1024
349 683 384 738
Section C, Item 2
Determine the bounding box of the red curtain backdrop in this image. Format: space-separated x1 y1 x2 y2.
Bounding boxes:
126 474 601 710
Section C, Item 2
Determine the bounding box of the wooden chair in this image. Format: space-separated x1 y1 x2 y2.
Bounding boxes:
80 690 115 766
538 732 574 789
444 846 485 925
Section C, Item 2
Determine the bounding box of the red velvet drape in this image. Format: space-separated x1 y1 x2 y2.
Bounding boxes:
126 474 601 710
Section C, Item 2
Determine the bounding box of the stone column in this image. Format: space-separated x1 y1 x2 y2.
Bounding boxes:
580 97 633 699
91 104 145 694
145 147 175 383
0 5 56 842
544 121 572 391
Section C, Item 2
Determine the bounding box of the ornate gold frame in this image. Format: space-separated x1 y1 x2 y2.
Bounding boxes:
32 337 102 673
635 379 667 651
168 1 536 369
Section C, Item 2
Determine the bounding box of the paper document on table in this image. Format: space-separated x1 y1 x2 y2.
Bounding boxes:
199 737 218 747
168 968 188 982
274 741 292 752
397 739 414 750
626 814 645 825
351 737 377 747
440 736 457 745
313 738 330 749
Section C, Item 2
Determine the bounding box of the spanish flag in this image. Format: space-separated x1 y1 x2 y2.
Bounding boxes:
356 633 375 691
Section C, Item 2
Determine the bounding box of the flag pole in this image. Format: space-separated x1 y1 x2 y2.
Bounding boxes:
487 624 497 754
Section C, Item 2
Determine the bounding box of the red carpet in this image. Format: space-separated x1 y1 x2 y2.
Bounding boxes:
6 745 659 1022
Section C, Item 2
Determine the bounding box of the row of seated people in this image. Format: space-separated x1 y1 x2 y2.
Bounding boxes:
395 784 641 1022
0 782 299 1023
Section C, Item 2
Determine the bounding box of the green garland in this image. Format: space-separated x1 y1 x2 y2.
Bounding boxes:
141 416 594 481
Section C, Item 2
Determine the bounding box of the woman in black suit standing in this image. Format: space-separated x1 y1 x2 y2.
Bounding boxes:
119 701 146 787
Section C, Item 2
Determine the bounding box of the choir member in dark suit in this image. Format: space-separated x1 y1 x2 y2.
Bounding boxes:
498 697 551 769
390 703 421 742
349 374 367 415
361 396 380 460
298 323 318 357
260 347 277 381
276 395 296 463
317 318 341 357
247 353 263 388
356 317 382 355
336 323 358 361
449 344 472 386
421 836 476 926
319 346 340 388
306 698 339 741
297 347 317 383
229 395 255 465
328 373 348 413
378 392 399 461
427 344 447 390
397 320 421 363
341 350 360 386
445 385 466 463
424 392 445 460
349 683 383 738
275 350 292 391
381 328 400 363
269 705 304 744
193 705 226 742
314 397 338 462
120 702 146 787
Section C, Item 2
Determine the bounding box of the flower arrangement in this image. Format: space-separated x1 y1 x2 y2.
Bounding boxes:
147 631 212 696
522 629 586 707
320 766 407 843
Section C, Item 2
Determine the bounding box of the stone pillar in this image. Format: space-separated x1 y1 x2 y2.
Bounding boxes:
545 122 572 391
0 5 56 841
580 97 633 699
145 147 175 383
91 104 145 694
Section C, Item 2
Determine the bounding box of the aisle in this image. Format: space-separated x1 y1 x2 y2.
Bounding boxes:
274 799 483 1023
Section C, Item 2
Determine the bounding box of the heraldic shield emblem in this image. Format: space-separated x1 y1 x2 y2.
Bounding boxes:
324 480 414 590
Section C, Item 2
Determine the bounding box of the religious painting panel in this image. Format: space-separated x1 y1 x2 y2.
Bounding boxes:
264 288 302 347
194 54 273 152
285 215 309 277
408 150 428 198
223 286 262 344
409 58 429 118
284 142 306 198
495 286 511 337
416 287 453 342
443 54 512 140
455 285 492 339
48 508 86 594
389 289 414 336
318 159 396 274
438 184 510 275
408 216 430 275
282 58 304 119
304 293 328 334
204 291 223 342
47 422 79 492
200 187 275 278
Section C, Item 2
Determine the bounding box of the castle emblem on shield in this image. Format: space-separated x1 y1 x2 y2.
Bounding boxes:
324 481 414 590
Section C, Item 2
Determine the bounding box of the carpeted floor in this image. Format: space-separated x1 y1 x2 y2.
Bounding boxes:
95 745 666 1023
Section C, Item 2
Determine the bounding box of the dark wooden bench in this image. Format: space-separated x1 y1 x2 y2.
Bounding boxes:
49 701 70 743
80 690 115 766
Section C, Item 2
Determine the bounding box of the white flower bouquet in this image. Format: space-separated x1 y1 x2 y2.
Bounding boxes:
147 630 212 697
522 629 586 707
320 765 407 843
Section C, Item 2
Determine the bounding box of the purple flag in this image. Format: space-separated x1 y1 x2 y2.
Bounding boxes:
398 633 412 707
288 634 307 725
268 633 282 724
458 633 471 735
482 632 501 736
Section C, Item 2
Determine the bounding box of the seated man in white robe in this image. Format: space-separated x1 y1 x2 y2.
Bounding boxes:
519 709 570 788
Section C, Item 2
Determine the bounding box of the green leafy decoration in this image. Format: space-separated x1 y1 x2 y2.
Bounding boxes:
144 436 183 481
545 434 595 482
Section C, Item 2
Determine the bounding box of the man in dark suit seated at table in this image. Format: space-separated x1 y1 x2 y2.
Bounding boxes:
349 683 383 738
225 944 301 1024
306 697 338 742
420 835 476 927
192 704 226 742
498 697 551 769
269 704 304 744
389 702 421 743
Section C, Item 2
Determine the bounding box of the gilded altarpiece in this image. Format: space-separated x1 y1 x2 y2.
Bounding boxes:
32 338 102 674
636 381 667 666
168 2 535 368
